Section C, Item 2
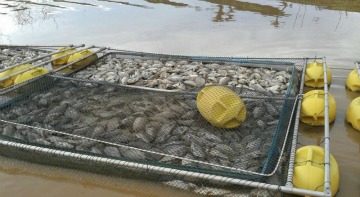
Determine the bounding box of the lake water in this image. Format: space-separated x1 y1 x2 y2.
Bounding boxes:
0 0 360 196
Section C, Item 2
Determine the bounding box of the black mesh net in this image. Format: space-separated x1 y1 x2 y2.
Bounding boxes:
1 74 295 175
0 50 306 196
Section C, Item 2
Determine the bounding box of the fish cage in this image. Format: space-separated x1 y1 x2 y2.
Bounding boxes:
0 46 333 197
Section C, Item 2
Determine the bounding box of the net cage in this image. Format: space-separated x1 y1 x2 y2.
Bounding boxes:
0 46 310 196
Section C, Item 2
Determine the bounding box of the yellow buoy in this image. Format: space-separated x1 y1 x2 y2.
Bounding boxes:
0 64 31 88
346 97 360 131
51 47 77 67
67 50 98 69
345 69 360 92
293 146 339 196
14 67 49 85
196 86 246 129
300 90 336 126
305 62 332 88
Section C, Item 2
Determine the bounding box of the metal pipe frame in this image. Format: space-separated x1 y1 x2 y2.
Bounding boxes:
0 134 327 197
0 44 77 48
322 57 332 196
106 48 306 68
284 57 333 197
285 58 307 188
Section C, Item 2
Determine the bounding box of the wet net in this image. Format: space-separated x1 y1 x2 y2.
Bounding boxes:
0 50 307 196
1 75 295 174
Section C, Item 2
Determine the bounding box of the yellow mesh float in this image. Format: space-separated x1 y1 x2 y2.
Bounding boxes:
305 62 332 88
293 146 339 196
197 86 246 129
0 64 31 88
67 50 98 69
14 67 49 85
345 69 360 92
346 97 360 131
51 47 77 67
300 90 336 126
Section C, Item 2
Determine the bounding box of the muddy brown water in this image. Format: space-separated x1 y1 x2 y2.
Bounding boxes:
1 0 360 196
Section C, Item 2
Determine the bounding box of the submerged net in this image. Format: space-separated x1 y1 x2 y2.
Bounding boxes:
0 52 306 196
1 73 296 179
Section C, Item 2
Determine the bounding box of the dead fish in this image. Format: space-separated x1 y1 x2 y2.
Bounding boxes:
177 120 194 126
183 80 197 87
190 142 205 158
118 147 146 160
196 130 222 143
194 187 232 196
55 141 75 149
208 148 228 160
264 103 278 114
252 106 265 119
181 110 197 119
163 180 197 191
246 138 262 150
172 126 188 136
104 146 121 157
91 126 105 138
73 127 91 136
162 142 188 157
64 107 80 121
181 153 196 166
195 77 206 87
107 118 120 131
154 123 175 143
132 117 148 132
218 77 231 85
3 125 16 136
213 144 236 157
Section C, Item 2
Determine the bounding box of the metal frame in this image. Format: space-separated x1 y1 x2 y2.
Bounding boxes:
0 46 333 197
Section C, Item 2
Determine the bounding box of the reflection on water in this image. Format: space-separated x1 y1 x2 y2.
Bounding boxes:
204 0 285 17
1 0 360 28
345 120 360 153
286 0 360 13
345 86 360 100
54 0 98 7
96 0 151 9
204 0 287 24
145 0 188 7
0 156 199 197
14 7 57 26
